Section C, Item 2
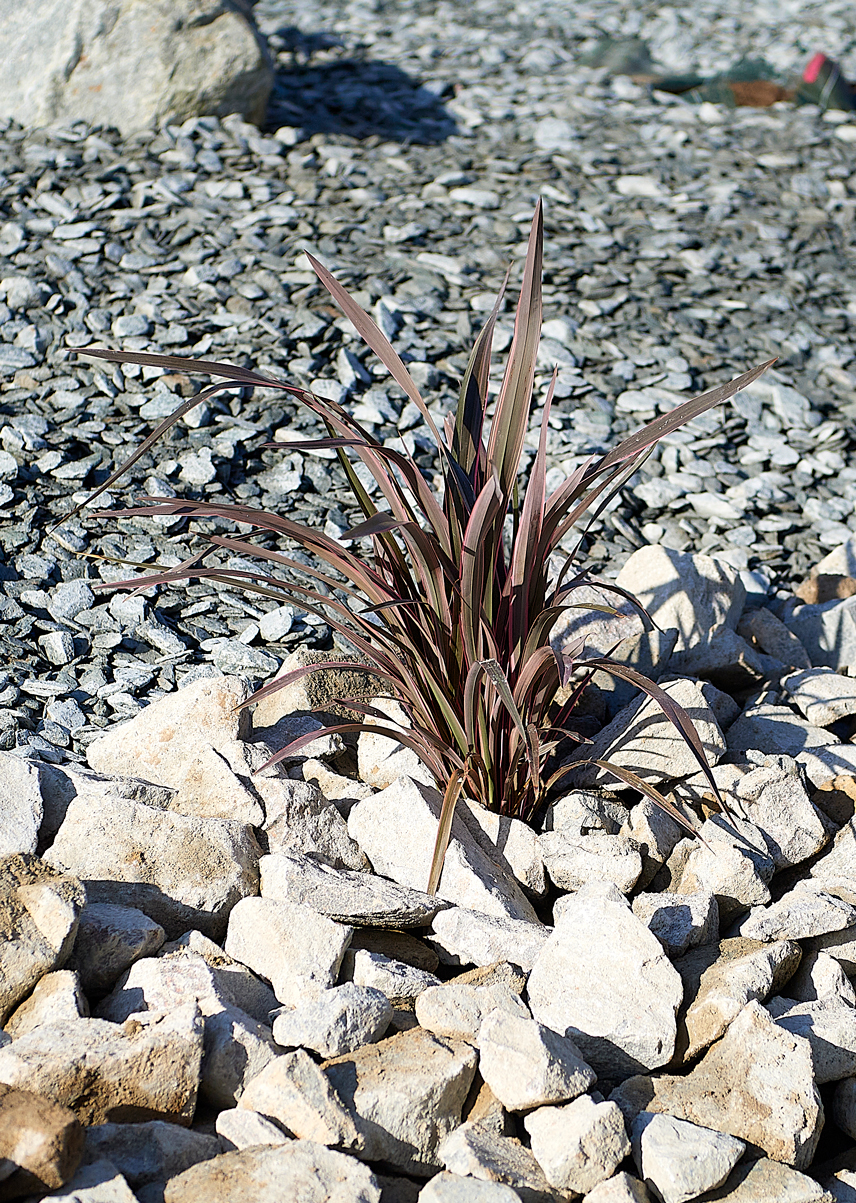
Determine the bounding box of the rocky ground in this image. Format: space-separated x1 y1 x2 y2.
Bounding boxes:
4 0 856 1199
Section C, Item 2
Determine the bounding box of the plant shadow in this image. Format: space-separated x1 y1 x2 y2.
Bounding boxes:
263 25 458 143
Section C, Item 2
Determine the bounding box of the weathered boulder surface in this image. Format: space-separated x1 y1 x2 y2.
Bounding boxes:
0 0 274 136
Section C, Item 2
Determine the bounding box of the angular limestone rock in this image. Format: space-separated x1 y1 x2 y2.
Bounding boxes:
630 1112 744 1203
341 948 440 1005
0 0 274 136
767 995 856 1084
224 897 352 1008
259 851 443 927
678 758 828 871
272 983 392 1059
527 883 683 1080
539 829 642 894
0 751 43 855
610 1001 822 1171
631 891 718 959
5 969 87 1038
97 952 278 1107
348 776 538 922
323 1028 477 1176
664 814 775 925
674 937 802 1061
782 666 856 727
70 902 166 995
569 678 726 790
415 982 529 1044
164 1141 381 1203
82 1120 220 1191
737 883 856 942
458 798 547 896
162 930 279 1025
259 778 367 872
238 1049 362 1149
525 1096 630 1195
438 1121 558 1203
477 1009 595 1112
216 1107 289 1151
86 675 251 786
0 1083 83 1197
45 796 260 941
614 547 745 654
0 853 84 1024
428 906 550 972
0 1007 203 1125
698 1156 828 1202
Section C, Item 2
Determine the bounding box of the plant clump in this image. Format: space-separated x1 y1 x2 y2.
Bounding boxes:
73 202 772 889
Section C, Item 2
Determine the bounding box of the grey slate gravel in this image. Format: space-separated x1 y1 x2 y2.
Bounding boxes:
0 0 855 767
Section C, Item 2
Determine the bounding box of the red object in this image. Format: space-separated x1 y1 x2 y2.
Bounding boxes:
803 52 827 84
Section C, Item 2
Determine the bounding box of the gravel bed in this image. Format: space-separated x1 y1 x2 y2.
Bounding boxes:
2 0 856 763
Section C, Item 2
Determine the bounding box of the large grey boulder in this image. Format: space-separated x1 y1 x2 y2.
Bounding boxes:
0 0 274 136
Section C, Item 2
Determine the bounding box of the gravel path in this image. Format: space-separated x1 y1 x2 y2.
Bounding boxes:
2 0 856 763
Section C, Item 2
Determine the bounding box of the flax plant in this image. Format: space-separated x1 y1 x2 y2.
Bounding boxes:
75 203 772 890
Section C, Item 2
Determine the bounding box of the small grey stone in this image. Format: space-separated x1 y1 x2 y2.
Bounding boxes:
48 580 95 623
782 666 856 727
